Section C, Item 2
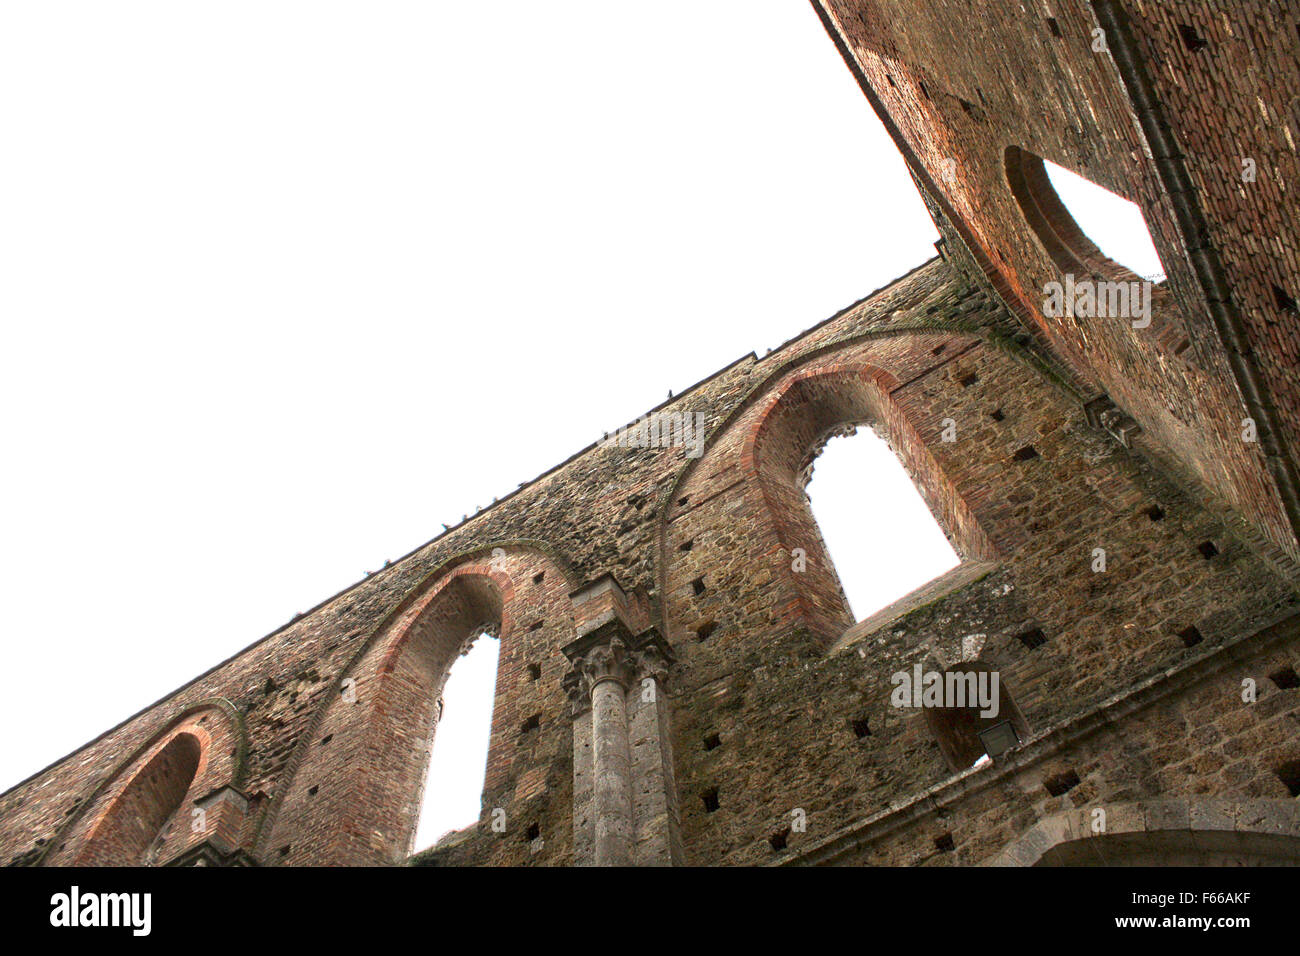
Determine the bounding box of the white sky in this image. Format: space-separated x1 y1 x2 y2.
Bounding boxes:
416 635 498 848
807 431 960 621
0 2 953 808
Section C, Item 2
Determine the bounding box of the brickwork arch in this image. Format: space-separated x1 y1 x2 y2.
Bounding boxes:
259 544 578 865
664 352 997 649
982 798 1300 866
42 700 244 866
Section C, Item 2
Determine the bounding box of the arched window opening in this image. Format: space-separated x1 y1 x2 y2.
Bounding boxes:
260 561 532 866
413 627 500 851
922 663 1029 773
79 732 202 865
1005 146 1188 357
745 365 997 646
1006 146 1166 282
1041 160 1166 282
805 428 959 620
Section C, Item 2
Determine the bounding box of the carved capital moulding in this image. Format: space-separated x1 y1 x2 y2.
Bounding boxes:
561 621 675 713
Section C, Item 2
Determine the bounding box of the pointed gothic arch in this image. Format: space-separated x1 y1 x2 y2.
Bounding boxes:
260 545 577 865
41 700 245 866
77 732 202 865
738 360 997 645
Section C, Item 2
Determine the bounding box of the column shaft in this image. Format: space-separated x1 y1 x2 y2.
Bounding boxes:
590 678 633 867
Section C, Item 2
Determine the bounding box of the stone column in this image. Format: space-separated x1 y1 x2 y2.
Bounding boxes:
623 637 682 866
578 635 637 866
563 576 679 866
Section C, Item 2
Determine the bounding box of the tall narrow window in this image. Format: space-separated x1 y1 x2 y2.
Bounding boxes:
413 632 500 850
805 428 959 619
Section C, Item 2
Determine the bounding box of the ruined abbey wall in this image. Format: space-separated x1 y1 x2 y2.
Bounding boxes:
816 0 1300 566
3 0 1299 867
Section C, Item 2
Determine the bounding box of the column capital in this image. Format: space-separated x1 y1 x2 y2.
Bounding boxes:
562 623 674 712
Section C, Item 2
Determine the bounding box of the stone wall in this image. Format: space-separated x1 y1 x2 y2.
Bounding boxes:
815 0 1300 564
3 1 1299 868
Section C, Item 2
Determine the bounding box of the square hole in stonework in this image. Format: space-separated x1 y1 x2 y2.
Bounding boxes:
1178 23 1209 52
959 372 979 388
278 846 291 857
1013 445 1039 462
1274 285 1299 315
1145 504 1165 521
307 785 318 796
769 828 790 851
527 663 542 681
525 822 540 842
678 496 690 507
679 538 694 552
1046 17 1062 37
692 577 707 596
320 734 333 746
701 788 720 813
1178 626 1203 648
931 344 946 356
1274 761 1300 797
1043 769 1081 797
1197 540 1219 559
529 620 544 631
1269 667 1299 690
520 714 541 735
1017 627 1047 649
851 718 871 739
703 733 721 751
934 832 955 853
990 408 1005 422
533 572 545 584
696 620 717 642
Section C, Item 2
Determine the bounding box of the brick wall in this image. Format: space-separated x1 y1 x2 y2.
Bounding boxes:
816 0 1300 563
3 4 1299 866
3 259 1296 867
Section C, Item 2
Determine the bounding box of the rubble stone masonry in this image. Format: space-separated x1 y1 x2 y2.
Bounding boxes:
3 0 1298 866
